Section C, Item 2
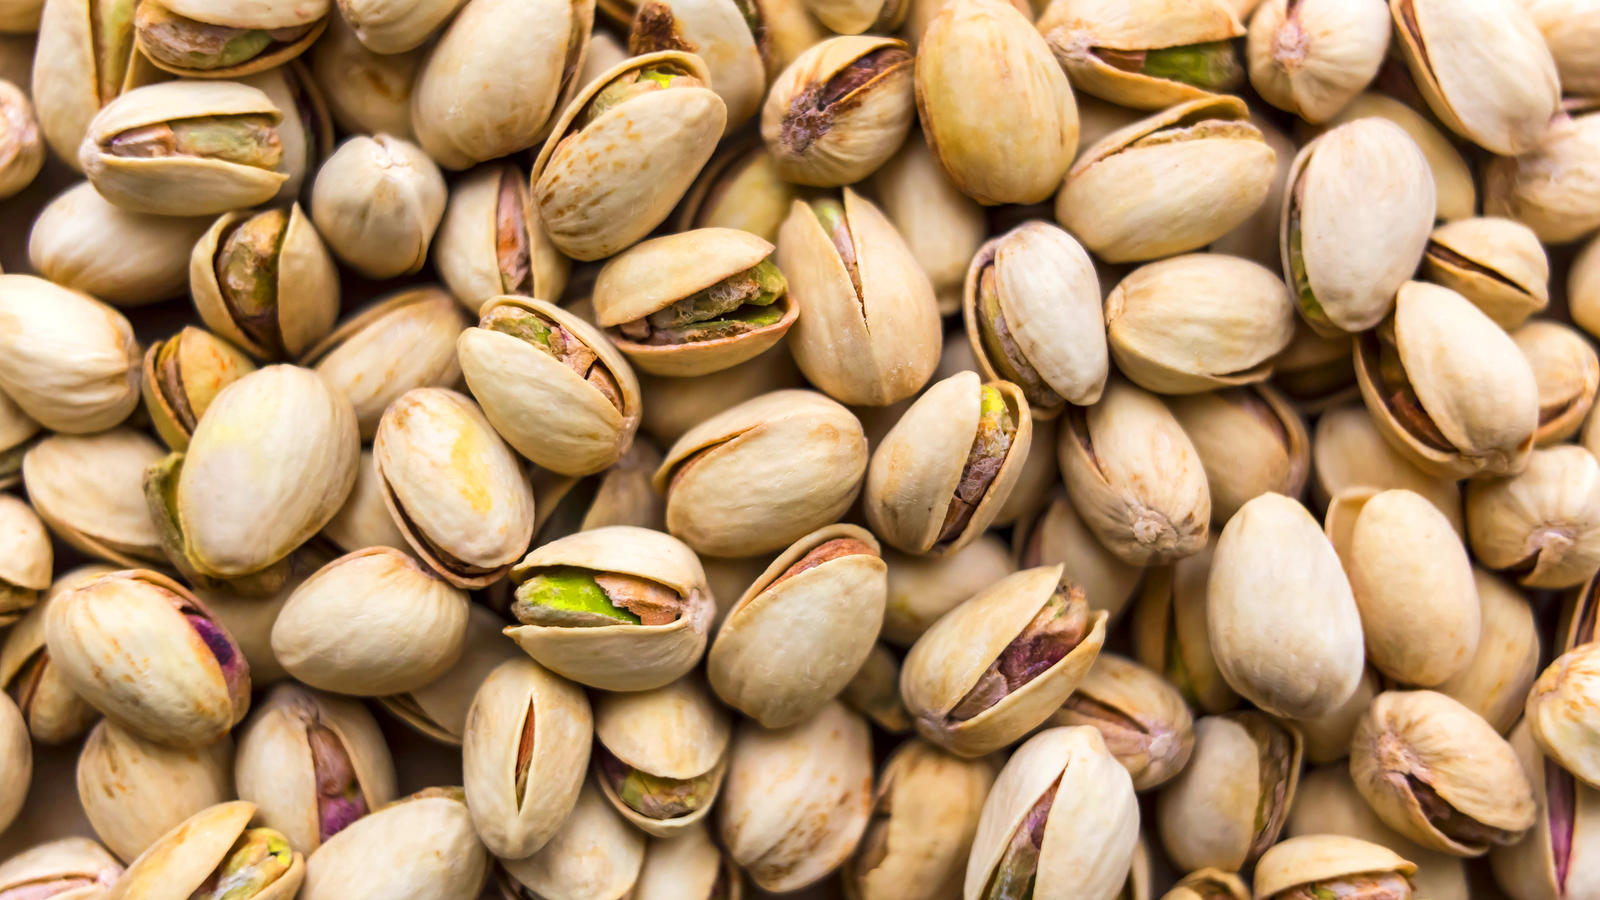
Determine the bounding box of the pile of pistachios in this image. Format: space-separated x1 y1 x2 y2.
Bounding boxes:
0 0 1598 896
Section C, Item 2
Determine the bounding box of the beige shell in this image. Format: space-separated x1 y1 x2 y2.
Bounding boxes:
1133 541 1238 714
1490 721 1600 900
1292 665 1377 765
1423 218 1550 330
1310 405 1462 535
1528 643 1600 791
1467 445 1600 590
528 438 666 543
1579 236 1600 344
718 701 873 893
498 781 646 900
433 163 567 314
0 691 24 835
0 567 105 743
966 726 1139 900
1483 113 1600 246
108 801 304 900
320 451 409 554
594 677 731 836
240 63 334 205
31 0 163 170
18 430 160 569
1514 320 1600 447
0 837 122 899
1271 318 1359 411
760 35 913 187
299 788 488 900
1048 652 1194 791
335 0 463 52
638 345 804 446
1435 568 1539 734
372 387 536 588
193 546 332 687
1059 96 1276 264
1525 0 1600 97
309 134 446 278
532 51 727 261
0 493 49 604
677 138 802 242
1253 834 1415 899
1156 712 1303 872
379 603 522 746
871 135 985 315
635 825 742 900
0 274 140 434
0 79 40 200
902 565 1107 758
801 0 901 35
309 14 420 138
708 524 885 728
1037 0 1244 109
1169 385 1309 526
191 204 340 361
1016 492 1141 623
1245 0 1388 123
629 0 767 133
0 388 38 489
77 719 234 863
1322 92 1476 222
140 327 257 452
28 181 210 306
1164 869 1249 900
882 536 1014 646
1210 109 1295 271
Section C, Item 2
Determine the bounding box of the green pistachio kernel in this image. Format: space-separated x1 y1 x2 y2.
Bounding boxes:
199 828 293 900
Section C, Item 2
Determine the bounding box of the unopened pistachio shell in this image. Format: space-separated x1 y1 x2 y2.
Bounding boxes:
310 134 446 278
0 274 140 434
308 15 418 139
1467 445 1600 589
29 181 211 307
1322 92 1476 222
1157 711 1302 872
0 837 122 899
1246 0 1388 123
1483 113 1600 245
77 719 234 863
300 787 488 900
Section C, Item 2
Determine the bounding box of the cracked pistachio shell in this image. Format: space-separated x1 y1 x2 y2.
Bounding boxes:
29 182 210 307
1284 118 1436 335
108 801 303 900
883 535 1014 646
654 389 867 557
140 327 256 451
871 135 985 315
191 204 340 361
133 0 327 79
379 604 521 746
532 51 727 261
461 657 590 858
1423 218 1550 330
0 493 48 621
677 139 801 242
1528 643 1600 791
238 65 333 203
335 0 462 53
272 548 468 696
630 0 768 134
1157 712 1303 872
1351 690 1536 856
1048 652 1194 791
1484 112 1600 245
1516 321 1600 447
1058 378 1210 566
915 0 1075 205
1491 722 1600 900
434 163 568 315
1209 493 1364 718
1322 92 1475 222
1389 0 1558 156
1107 253 1295 394
321 452 407 555
1170 385 1309 526
45 570 250 747
235 684 397 854
1355 282 1539 479
1163 870 1248 900
78 81 289 216
310 134 445 278
498 781 645 900
902 565 1107 758
1246 0 1387 123
0 566 108 744
373 387 536 589
594 677 731 837
411 0 592 169
718 701 873 893
708 524 884 727
865 373 1032 556
961 221 1107 414
966 726 1138 900
1311 406 1462 535
1133 541 1236 714
1017 492 1140 623
845 739 994 900
593 228 795 378
308 14 418 139
1467 445 1600 589
23 429 165 567
76 720 233 863
761 35 913 187
1058 96 1276 264
0 838 121 900
0 690 24 834
0 275 140 434
300 787 488 900
1434 569 1538 735
635 824 744 900
32 0 163 170
1254 834 1415 899
1037 0 1243 109
1293 666 1378 766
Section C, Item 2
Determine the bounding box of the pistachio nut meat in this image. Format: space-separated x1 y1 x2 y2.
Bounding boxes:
75 718 234 863
634 824 744 900
1162 869 1248 900
1466 446 1600 590
190 204 339 362
593 677 732 837
1253 834 1417 900
677 138 802 242
1350 690 1537 856
874 134 986 316
461 657 591 858
902 565 1107 758
707 524 885 727
966 726 1140 900
496 780 647 900
1244 0 1389 123
106 801 303 900
78 80 289 216
1168 384 1309 526
132 0 326 78
138 327 254 452
1037 0 1244 110
26 182 204 307
0 691 25 835
31 0 162 169
0 566 104 745
628 0 771 133
760 35 913 187
378 603 523 746
1422 218 1551 330
0 493 49 627
307 14 419 139
531 51 727 261
883 535 1015 646
1528 643 1600 792
1046 652 1195 792
1321 92 1476 224
1156 711 1302 872
0 838 122 899
505 526 714 691
1515 320 1600 448
333 0 463 53
309 133 446 279
1310 405 1463 536
593 228 794 378
433 162 568 314
0 274 141 435
1434 568 1539 735
1490 722 1600 900
299 787 488 900
23 429 166 569
0 79 41 200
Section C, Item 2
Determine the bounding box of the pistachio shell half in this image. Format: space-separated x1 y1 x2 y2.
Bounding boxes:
139 327 256 451
1422 218 1550 330
76 720 234 863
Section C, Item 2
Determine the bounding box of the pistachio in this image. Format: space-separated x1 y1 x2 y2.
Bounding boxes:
107 802 304 900
871 135 986 315
1422 218 1551 330
299 787 487 900
434 163 568 314
0 494 48 627
0 838 122 899
1048 653 1194 791
677 139 802 242
309 134 446 278
0 274 141 434
1576 236 1600 347
1294 667 1378 766
76 719 234 862
0 390 37 491
0 567 102 745
802 0 904 35
1483 112 1600 245
193 546 331 688
761 35 913 186
1162 869 1248 900
133 0 325 78
883 536 1015 646
528 438 666 544
1245 0 1388 123
1210 110 1296 270
845 740 992 900
191 204 339 361
31 0 164 172
0 79 41 199
497 781 646 900
307 15 417 140
1321 92 1476 222
1434 569 1538 735
1253 834 1417 900
1309 405 1462 536
140 327 256 451
593 677 731 836
1270 319 1358 412
638 345 805 447
1130 540 1236 714
1466 445 1600 590
334 0 462 53
1169 385 1309 525
0 691 25 836
1527 644 1600 792
1515 320 1600 447
1157 711 1301 872
1490 721 1600 900
1037 0 1244 109
635 825 743 900
629 0 770 133
838 643 910 733
378 604 522 746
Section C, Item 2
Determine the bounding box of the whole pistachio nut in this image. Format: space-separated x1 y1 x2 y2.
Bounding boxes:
309 133 445 278
1580 237 1600 342
0 837 122 899
132 0 326 78
191 204 339 362
0 690 25 835
915 0 1076 205
839 643 910 733
1016 492 1141 623
528 438 667 545
1355 281 1540 479
23 429 166 568
0 274 141 434
29 181 212 307
497 780 646 900
966 725 1139 900
77 718 234 863
883 535 1015 646
1466 445 1600 589
1490 721 1600 900
1432 568 1538 735
635 824 744 900
708 524 885 727
1524 0 1600 98
1310 405 1463 535
0 390 38 491
1156 711 1303 872
717 700 873 893
531 51 727 261
1293 666 1378 766
1169 385 1309 526
1350 689 1537 856
0 566 106 744
1162 869 1248 900
239 62 333 203
0 493 48 626
1036 0 1244 109
434 163 568 315
750 0 826 66
802 0 903 35
1271 320 1358 413
461 657 591 858
0 79 41 199
192 543 332 687
1422 218 1551 330
1058 377 1211 566
593 677 731 837
78 80 289 216
1209 493 1364 719
1047 652 1195 792
629 0 770 134
1245 0 1388 123
871 134 985 315
760 35 913 187
1322 92 1476 223
107 801 304 900
31 0 163 169
1528 643 1600 792
45 569 249 747
676 139 802 242
962 221 1107 415
299 787 488 900
1484 112 1600 245
1254 834 1417 900
654 389 868 557
902 565 1107 758
1283 118 1436 335
593 228 795 378
638 344 805 447
1515 321 1600 447
379 603 522 746
334 0 463 53
372 387 536 589
139 327 256 451
1389 0 1559 155
307 14 419 139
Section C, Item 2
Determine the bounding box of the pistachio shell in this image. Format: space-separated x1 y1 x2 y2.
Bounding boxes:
299 788 488 900
1169 385 1309 526
1133 541 1238 714
677 139 802 242
308 14 419 139
191 204 340 361
0 274 141 434
639 345 805 447
1528 643 1600 792
319 452 408 555
0 493 49 598
871 134 985 315
1433 569 1538 735
0 838 122 899
1466 445 1600 589
1490 721 1600 900
0 691 25 835
1514 320 1599 447
1210 110 1296 270
760 35 913 186
1524 0 1600 97
1164 869 1249 900
882 536 1014 646
1582 238 1600 346
28 181 211 307
77 720 234 863
433 164 567 314
635 825 743 900
1422 218 1550 329
593 677 730 836
1036 0 1244 110
845 741 993 900
1309 405 1462 536
1245 0 1388 122
529 438 666 543
1157 712 1303 872
238 64 332 202
1016 492 1142 623
0 389 37 490
1048 652 1195 791
629 0 767 133
1322 92 1476 222
309 133 446 278
335 0 463 53
0 567 104 743
140 327 257 451
1292 666 1378 765
1253 834 1415 899
379 604 522 746
32 0 163 170
1483 112 1600 245
802 0 901 35
108 801 304 900
498 781 646 899
193 547 331 687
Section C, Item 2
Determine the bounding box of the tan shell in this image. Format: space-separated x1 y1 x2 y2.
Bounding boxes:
1016 492 1141 623
193 546 332 687
635 824 743 900
882 536 1014 646
1321 92 1476 222
192 205 340 361
1293 665 1378 765
1423 218 1550 330
760 35 913 187
1210 110 1296 271
378 603 522 746
0 567 104 743
1435 568 1538 734
299 788 488 900
990 416 1057 528
1169 385 1309 526
309 134 446 278
240 64 334 204
1156 712 1303 872
1514 320 1600 447
1525 0 1600 97
639 345 805 447
0 837 122 899
629 0 767 133
335 0 463 52
1483 113 1600 246
1037 0 1244 109
135 8 324 80
677 138 803 242
1580 237 1600 346
0 274 140 434
22 430 165 569
708 524 885 728
0 79 39 200
0 494 48 603
0 388 38 489
321 450 410 554
1490 721 1600 900
108 801 304 900
1310 405 1462 535
594 677 731 836
1245 0 1388 123
433 163 567 314
77 719 234 863
528 438 666 542
1527 643 1600 791
871 134 986 315
308 14 420 138
1133 541 1238 714
28 181 211 307
31 0 163 170
498 781 646 900
1253 834 1415 899
1466 445 1600 590
140 327 257 452
0 690 24 835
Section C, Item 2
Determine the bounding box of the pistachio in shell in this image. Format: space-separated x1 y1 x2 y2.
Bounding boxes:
1253 834 1417 900
0 837 123 899
433 162 568 314
1047 652 1194 792
26 182 208 308
760 35 913 187
190 204 339 361
593 677 731 837
298 787 487 900
1169 384 1309 526
1292 666 1378 766
140 326 256 451
1489 721 1600 900
1321 92 1476 223
1163 869 1249 900
839 643 910 734
1245 0 1388 123
802 0 903 35
1513 320 1600 447
1466 445 1600 590
0 274 141 435
1270 317 1358 412
22 428 166 568
676 138 802 242
1524 0 1600 99
106 801 304 900
0 690 25 836
378 603 523 746
1017 493 1142 625
77 719 235 863
1037 0 1243 110
0 389 38 491
1310 405 1462 536
1527 643 1600 793
882 535 1015 647
496 780 646 900
634 824 744 900
307 14 419 139
1422 218 1550 330
31 0 166 172
0 565 105 745
0 81 44 199
871 134 986 316
0 493 48 627
1434 568 1539 735
1482 112 1600 246
628 0 770 133
309 133 446 278
334 0 463 53
1156 711 1302 872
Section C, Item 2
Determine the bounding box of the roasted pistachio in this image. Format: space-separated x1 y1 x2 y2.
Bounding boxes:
0 690 25 835
434 163 568 314
1466 445 1600 590
677 139 802 242
0 493 48 627
107 801 304 900
309 134 445 279
1162 869 1248 900
0 566 103 744
140 327 256 451
132 0 325 78
23 429 165 568
1422 218 1551 330
1169 385 1308 526
0 274 141 434
307 14 417 139
593 677 731 836
27 181 200 307
1245 0 1388 123
1253 834 1417 900
0 78 42 199
378 604 521 746
0 838 122 899
845 740 992 900
1433 569 1538 735
77 719 234 863
1132 542 1238 714
1157 711 1301 872
1310 405 1462 535
1490 721 1600 900
629 0 770 133
883 536 1014 646
761 35 913 187
1037 0 1244 109
191 204 339 361
299 787 488 900
1514 320 1600 447
1483 113 1600 245
635 824 744 900
1321 92 1476 223
1047 652 1194 791
334 0 462 53
1527 643 1600 792
802 0 903 34
871 134 986 315
497 780 646 900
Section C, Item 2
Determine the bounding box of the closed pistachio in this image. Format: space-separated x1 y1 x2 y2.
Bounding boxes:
1253 834 1416 900
1271 320 1357 412
299 787 488 900
903 565 1107 757
629 0 769 133
1528 643 1600 792
594 677 731 837
761 35 913 187
1059 97 1276 264
962 221 1107 415
0 838 122 899
1523 0 1600 98
434 163 568 315
718 701 873 893
802 0 903 34
1580 237 1600 343
883 536 1014 646
379 604 522 746
1483 113 1600 245
0 690 24 835
497 780 646 900
1017 492 1141 622
0 275 140 434
839 643 910 733
1310 405 1462 535
1350 690 1536 856
1170 385 1309 526
1162 869 1248 900
1245 0 1388 123
309 134 445 278
1422 218 1550 330
0 79 42 199
1490 722 1600 900
191 204 339 361
140 327 256 451
635 825 744 900
708 524 884 727
1293 666 1377 766
1322 92 1476 223
132 0 325 78
1037 0 1244 109
532 51 727 261
1515 321 1600 447
32 0 163 169
845 740 992 900
1210 109 1295 270
677 139 802 242
0 390 37 490
77 719 234 863
1157 711 1302 872
966 726 1139 900
1432 569 1538 735
107 801 304 900
0 494 48 626
1047 652 1194 791
871 135 986 315
0 566 104 744
307 15 418 139
23 429 166 568
317 451 406 553
1466 446 1600 589
334 0 461 53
